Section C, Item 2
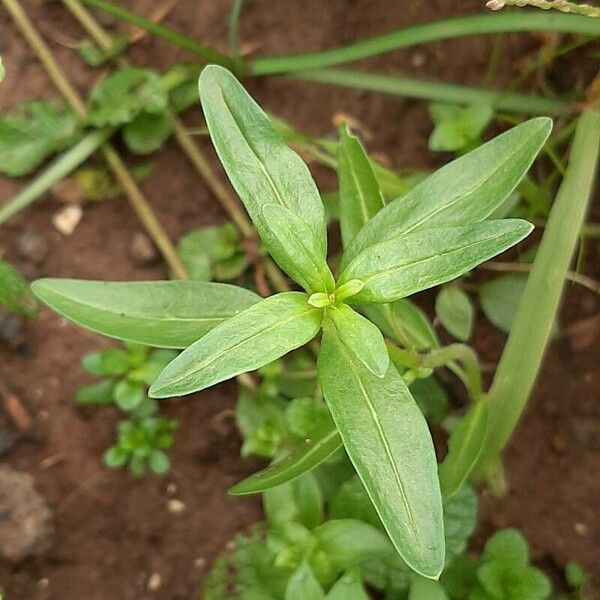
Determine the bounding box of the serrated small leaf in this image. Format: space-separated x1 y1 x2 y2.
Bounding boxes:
32 279 260 349
0 101 79 177
326 304 389 377
443 485 478 562
339 220 533 305
88 68 167 127
337 124 385 247
342 118 551 268
199 65 328 268
230 424 342 496
317 322 445 578
482 529 529 566
435 286 474 341
150 293 322 398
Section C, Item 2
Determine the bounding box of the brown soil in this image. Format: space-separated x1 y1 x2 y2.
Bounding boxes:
0 1 598 599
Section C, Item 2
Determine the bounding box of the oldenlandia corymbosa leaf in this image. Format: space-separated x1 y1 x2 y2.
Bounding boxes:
339 220 533 305
230 424 342 496
341 118 551 268
438 399 489 500
317 321 445 579
409 574 450 600
32 279 260 348
327 303 389 377
199 65 329 282
337 124 385 248
261 204 335 293
150 292 322 398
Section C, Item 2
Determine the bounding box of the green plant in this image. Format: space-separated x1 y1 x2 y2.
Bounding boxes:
428 103 494 153
77 342 178 475
0 258 38 318
32 65 551 579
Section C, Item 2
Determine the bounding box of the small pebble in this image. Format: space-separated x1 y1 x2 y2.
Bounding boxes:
147 572 161 591
574 522 588 536
194 557 206 569
167 498 185 514
52 205 82 236
129 232 160 267
410 52 426 68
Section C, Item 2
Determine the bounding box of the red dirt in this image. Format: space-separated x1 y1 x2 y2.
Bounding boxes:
0 1 598 598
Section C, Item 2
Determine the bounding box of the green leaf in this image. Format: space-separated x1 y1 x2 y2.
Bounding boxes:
326 304 389 377
150 292 322 398
32 279 260 349
365 300 439 350
339 220 533 305
149 449 170 475
477 562 551 600
261 204 335 293
104 445 129 468
229 424 342 496
199 65 328 279
76 380 115 405
313 519 394 572
325 570 369 600
428 103 493 152
100 348 130 376
337 124 385 247
439 401 489 500
409 574 449 600
0 259 38 318
435 286 474 341
443 485 478 562
122 110 173 154
482 529 529 566
88 68 168 127
317 321 445 578
264 471 323 530
479 274 528 334
285 562 325 600
410 376 449 425
0 101 79 177
0 56 5 82
329 475 381 530
285 397 332 438
341 118 551 268
114 379 145 411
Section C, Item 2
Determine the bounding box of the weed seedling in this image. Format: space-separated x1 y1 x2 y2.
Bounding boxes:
32 66 552 578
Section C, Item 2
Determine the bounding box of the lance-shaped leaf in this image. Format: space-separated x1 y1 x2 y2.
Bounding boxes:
261 204 335 293
32 279 260 348
150 292 322 398
327 303 389 377
230 423 342 496
337 124 385 247
317 322 445 578
338 220 533 305
341 118 551 268
439 400 489 500
199 65 328 283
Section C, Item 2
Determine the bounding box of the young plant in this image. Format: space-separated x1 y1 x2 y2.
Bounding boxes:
77 342 178 475
32 65 550 579
428 103 494 153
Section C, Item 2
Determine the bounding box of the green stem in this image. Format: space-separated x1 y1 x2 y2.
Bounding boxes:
293 69 567 114
250 12 600 75
0 129 111 225
476 108 600 474
78 0 239 72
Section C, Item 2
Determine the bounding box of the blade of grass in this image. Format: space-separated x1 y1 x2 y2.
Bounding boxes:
0 129 111 225
79 0 239 72
476 108 600 474
293 69 567 115
250 12 600 75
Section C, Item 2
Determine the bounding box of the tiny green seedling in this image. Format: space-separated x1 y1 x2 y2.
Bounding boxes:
428 103 494 153
77 342 178 475
0 258 38 319
32 65 551 579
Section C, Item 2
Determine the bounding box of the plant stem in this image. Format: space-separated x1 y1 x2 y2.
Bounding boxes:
250 12 600 75
2 0 189 280
293 69 567 115
476 108 600 474
78 0 239 72
0 129 111 225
